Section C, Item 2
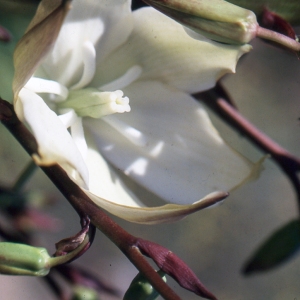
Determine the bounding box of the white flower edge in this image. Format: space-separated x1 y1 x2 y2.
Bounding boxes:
86 80 262 204
16 88 89 187
84 188 228 224
81 146 229 224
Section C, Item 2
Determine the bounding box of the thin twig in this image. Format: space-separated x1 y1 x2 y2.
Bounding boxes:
196 85 300 212
257 26 300 53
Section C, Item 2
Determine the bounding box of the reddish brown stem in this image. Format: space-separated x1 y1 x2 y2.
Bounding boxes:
196 86 300 211
0 99 183 300
257 26 300 53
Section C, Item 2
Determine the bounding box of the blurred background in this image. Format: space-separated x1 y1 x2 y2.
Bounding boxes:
0 1 300 299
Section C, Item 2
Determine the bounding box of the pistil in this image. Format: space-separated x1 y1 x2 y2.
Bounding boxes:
58 88 131 118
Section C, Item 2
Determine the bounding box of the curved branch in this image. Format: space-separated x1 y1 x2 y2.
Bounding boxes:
195 84 300 212
0 99 192 300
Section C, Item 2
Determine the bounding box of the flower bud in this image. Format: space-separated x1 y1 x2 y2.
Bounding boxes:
144 0 259 44
71 286 98 300
0 242 51 276
0 25 11 42
123 270 166 300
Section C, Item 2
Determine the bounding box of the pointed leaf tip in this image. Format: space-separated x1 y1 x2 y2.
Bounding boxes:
138 239 218 299
243 219 300 275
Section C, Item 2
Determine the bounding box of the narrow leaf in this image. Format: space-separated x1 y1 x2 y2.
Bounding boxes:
243 219 300 275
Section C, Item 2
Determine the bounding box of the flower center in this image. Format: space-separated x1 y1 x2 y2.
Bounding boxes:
58 88 131 118
24 77 132 119
22 33 143 169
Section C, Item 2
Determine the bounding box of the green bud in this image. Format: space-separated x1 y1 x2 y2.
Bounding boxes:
71 286 98 300
0 242 51 276
123 271 166 300
144 0 259 44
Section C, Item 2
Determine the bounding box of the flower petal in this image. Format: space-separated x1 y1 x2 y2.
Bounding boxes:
16 88 89 188
35 0 133 88
91 7 251 94
86 81 258 204
13 0 71 99
85 146 145 207
84 189 228 224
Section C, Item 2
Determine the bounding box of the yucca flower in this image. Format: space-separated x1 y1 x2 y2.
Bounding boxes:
13 0 257 224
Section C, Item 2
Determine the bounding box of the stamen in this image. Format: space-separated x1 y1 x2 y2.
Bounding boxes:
24 77 69 102
71 117 88 160
58 109 77 128
99 65 142 91
71 40 96 90
103 117 147 147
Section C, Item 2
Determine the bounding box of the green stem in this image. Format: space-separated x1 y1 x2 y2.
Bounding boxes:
48 235 90 269
12 160 37 193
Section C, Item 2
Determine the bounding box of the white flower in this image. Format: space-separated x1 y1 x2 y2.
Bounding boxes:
13 0 258 224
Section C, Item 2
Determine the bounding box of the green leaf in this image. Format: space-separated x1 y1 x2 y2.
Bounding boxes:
243 219 300 275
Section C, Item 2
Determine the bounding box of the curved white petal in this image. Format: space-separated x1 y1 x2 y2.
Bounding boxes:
35 0 133 88
84 189 228 224
85 81 256 204
16 88 89 188
70 40 96 90
25 77 69 101
12 0 71 99
91 7 251 93
71 117 88 160
85 147 144 207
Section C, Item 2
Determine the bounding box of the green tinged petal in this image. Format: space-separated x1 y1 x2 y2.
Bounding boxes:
92 8 251 94
143 0 258 44
13 0 71 99
84 190 228 224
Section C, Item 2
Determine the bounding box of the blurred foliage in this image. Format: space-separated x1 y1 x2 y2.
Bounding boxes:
0 5 35 101
227 0 300 24
123 270 166 300
71 286 98 300
0 0 38 14
243 220 300 274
